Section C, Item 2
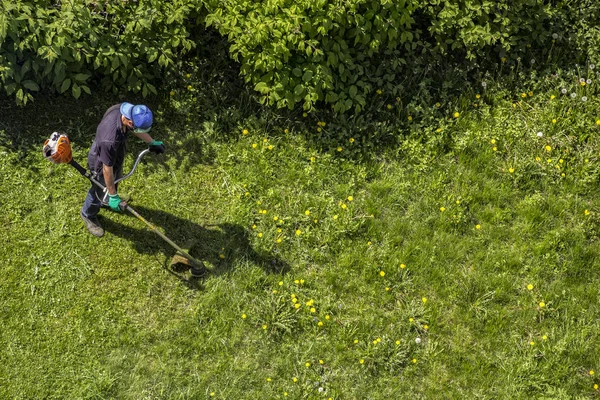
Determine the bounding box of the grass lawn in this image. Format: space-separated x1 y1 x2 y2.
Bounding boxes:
2 73 600 399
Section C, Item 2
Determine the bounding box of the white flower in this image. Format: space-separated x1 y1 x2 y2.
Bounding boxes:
580 78 586 83
587 79 592 84
481 81 487 88
590 64 596 70
318 387 324 393
571 93 577 98
415 337 422 344
530 59 536 64
561 88 568 94
552 33 558 39
582 96 588 102
537 131 543 137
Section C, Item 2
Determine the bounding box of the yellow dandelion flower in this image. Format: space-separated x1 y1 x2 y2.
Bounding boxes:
387 104 392 109
293 377 298 382
596 120 600 125
400 263 406 269
408 115 413 121
453 112 460 118
305 210 310 216
378 270 386 277
268 145 273 150
242 314 247 319
396 340 400 345
318 321 323 326
424 325 429 330
590 370 595 376
310 307 316 313
530 341 535 346
310 156 315 162
539 302 545 308
527 284 533 290
354 339 359 344
317 127 322 133
242 129 249 135
376 89 383 95
595 384 599 390
257 233 263 238
169 90 175 96
545 145 552 152
347 196 353 201
333 215 338 220
585 209 590 215
263 325 267 330
475 224 481 230
509 168 514 173
252 143 257 148
305 362 310 367
284 129 289 134
552 119 557 124
435 102 441 108
294 303 301 309
422 297 427 303
581 81 586 86
279 281 283 286
493 146 497 151
436 128 442 133
521 93 527 98
440 207 446 212
385 287 390 291
349 137 354 143
476 94 481 99
295 229 302 236
528 91 533 96
188 85 193 91
412 358 417 364
550 95 555 100
319 359 324 364
210 392 215 397
337 146 342 152
341 203 347 209
359 359 365 364
542 335 548 340
409 317 414 322
325 315 330 320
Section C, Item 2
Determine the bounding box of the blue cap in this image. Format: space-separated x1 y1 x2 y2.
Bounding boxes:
120 102 153 132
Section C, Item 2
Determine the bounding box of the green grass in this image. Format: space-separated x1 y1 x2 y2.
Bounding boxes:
2 73 600 399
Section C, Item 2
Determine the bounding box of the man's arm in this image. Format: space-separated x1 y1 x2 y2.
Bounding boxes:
103 164 117 195
134 131 153 144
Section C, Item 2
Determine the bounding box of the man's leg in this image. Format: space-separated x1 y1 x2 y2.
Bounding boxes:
81 179 105 237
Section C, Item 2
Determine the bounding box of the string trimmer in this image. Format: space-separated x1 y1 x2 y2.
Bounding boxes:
42 132 208 276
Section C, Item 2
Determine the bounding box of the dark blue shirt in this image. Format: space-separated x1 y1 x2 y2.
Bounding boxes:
87 104 127 174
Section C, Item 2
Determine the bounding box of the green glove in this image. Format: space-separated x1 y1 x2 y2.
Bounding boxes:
108 193 123 212
149 140 165 154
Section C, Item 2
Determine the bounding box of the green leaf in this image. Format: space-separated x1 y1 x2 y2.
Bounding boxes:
292 68 302 77
72 83 81 99
74 73 90 83
81 85 91 95
302 70 313 82
60 78 71 93
22 80 39 91
349 85 358 98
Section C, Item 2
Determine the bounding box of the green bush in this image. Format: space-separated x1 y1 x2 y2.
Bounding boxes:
0 0 205 104
205 0 598 113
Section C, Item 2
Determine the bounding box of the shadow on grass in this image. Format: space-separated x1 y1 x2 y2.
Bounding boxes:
100 205 289 289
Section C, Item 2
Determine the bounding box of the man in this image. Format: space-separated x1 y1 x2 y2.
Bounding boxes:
80 102 165 237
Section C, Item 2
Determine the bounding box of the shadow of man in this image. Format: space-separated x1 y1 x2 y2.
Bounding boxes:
100 205 290 289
